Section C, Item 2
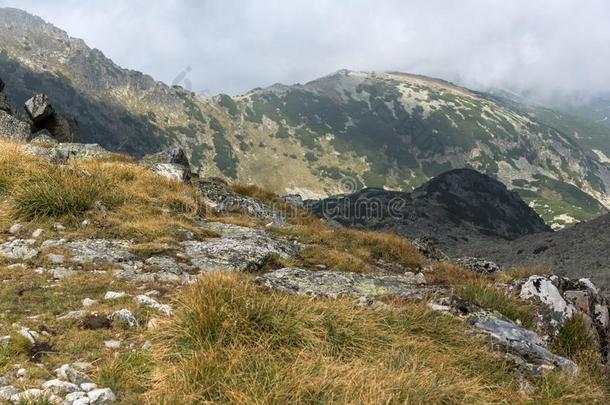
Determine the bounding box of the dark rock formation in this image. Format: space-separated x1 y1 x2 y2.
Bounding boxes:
0 80 30 141
24 93 81 143
478 213 610 291
306 169 550 255
142 147 190 168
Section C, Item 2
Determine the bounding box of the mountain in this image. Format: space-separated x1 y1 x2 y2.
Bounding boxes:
1 7 610 229
306 168 550 256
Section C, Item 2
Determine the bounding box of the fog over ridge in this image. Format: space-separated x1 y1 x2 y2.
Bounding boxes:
1 0 609 101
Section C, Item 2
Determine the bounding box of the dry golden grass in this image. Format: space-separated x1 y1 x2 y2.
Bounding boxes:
494 265 553 283
427 261 485 286
148 273 608 404
0 142 208 242
300 245 370 273
272 222 424 272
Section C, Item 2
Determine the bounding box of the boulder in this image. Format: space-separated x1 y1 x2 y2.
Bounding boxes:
87 387 116 404
42 112 81 142
0 93 12 114
0 110 31 141
24 93 54 124
142 146 190 167
196 178 283 222
455 257 501 274
30 130 59 145
0 239 39 260
110 309 139 328
182 223 299 272
520 276 575 332
151 162 191 182
469 314 578 375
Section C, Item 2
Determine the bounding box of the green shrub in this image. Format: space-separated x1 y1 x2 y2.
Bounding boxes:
458 283 536 328
552 315 595 358
11 166 107 220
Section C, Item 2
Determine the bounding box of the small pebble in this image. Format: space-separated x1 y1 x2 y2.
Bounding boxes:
31 228 44 238
8 224 22 235
82 298 97 307
104 291 126 300
104 340 121 349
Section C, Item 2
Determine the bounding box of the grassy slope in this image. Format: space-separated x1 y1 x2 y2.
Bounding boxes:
0 142 607 404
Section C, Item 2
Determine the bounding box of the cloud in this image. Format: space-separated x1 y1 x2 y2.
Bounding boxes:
1 0 609 97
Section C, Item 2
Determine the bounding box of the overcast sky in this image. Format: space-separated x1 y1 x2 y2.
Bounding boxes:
1 0 609 97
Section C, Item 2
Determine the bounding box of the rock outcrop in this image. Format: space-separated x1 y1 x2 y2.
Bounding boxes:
0 79 30 141
196 178 284 223
306 169 551 255
25 93 81 142
142 146 192 182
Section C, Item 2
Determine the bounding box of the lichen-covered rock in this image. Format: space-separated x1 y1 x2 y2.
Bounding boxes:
469 314 578 375
0 239 39 260
141 146 190 167
281 194 304 207
151 162 190 182
110 309 138 328
455 257 500 274
42 379 79 395
55 364 93 385
23 142 116 163
182 223 299 272
135 295 173 316
25 93 54 124
0 109 30 141
520 276 575 331
196 178 283 222
517 275 610 364
63 239 134 264
145 256 189 274
87 387 116 404
256 268 434 300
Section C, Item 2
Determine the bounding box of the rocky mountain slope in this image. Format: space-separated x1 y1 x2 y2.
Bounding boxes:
0 124 607 402
306 168 550 254
477 213 610 289
1 7 610 229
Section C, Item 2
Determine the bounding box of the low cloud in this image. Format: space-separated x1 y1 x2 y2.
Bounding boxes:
2 0 609 97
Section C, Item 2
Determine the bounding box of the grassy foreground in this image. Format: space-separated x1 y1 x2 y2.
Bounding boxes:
0 142 607 403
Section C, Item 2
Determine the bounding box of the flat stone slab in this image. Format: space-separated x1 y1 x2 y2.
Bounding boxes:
256 267 433 299
470 314 578 375
0 239 39 260
182 223 299 272
63 239 134 263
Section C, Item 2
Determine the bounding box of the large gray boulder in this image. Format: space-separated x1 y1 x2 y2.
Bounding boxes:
0 110 30 141
24 93 54 124
151 163 191 182
142 147 191 182
469 314 578 375
142 146 190 167
182 223 299 272
43 113 81 142
196 178 283 223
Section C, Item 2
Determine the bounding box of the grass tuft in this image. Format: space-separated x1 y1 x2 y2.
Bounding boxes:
148 273 556 404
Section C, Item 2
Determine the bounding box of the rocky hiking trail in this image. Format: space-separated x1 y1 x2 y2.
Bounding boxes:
0 87 609 402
